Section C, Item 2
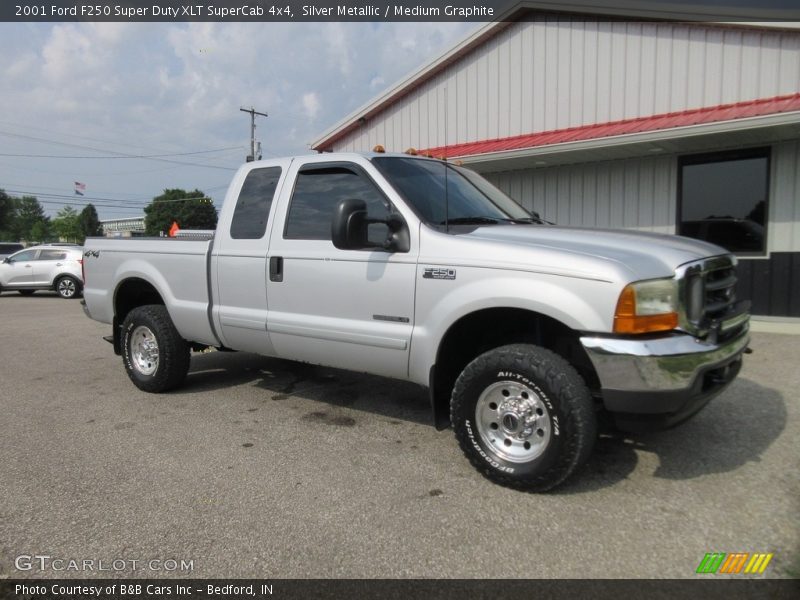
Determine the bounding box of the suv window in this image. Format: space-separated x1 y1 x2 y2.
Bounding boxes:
285 164 390 241
38 250 68 260
11 250 37 261
230 167 282 240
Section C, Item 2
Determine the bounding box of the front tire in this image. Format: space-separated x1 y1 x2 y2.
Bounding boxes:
55 276 81 299
121 305 190 392
451 344 596 492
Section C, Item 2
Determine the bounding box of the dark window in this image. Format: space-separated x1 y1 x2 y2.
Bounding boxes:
678 148 769 254
285 165 390 241
230 167 282 239
38 250 67 260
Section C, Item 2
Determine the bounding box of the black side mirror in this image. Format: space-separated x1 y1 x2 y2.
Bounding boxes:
331 199 410 253
332 198 369 250
3 257 10 264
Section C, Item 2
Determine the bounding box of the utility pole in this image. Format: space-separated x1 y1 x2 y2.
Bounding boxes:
239 106 268 162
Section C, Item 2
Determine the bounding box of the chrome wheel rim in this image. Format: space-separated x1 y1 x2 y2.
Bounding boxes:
475 381 552 463
130 325 159 376
58 278 76 298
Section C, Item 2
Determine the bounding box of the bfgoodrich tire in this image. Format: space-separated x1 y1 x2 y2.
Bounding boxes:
121 305 190 393
451 344 596 492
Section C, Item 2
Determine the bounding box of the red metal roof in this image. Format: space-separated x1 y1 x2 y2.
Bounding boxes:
422 93 800 159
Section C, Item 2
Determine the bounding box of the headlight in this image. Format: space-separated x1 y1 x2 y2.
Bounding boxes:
613 278 678 334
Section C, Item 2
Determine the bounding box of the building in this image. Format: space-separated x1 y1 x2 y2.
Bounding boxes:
312 5 800 318
100 216 146 237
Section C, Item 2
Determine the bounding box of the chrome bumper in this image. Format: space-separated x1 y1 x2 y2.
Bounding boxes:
580 325 749 426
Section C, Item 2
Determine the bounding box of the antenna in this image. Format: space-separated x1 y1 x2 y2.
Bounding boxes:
444 86 449 233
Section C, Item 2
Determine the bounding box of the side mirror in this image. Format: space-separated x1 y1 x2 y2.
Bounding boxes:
331 199 410 253
3 257 10 264
331 198 369 250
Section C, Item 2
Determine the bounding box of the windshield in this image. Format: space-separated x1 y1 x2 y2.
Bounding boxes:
372 156 534 227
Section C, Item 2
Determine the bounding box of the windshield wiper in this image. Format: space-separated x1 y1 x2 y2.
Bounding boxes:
440 216 501 225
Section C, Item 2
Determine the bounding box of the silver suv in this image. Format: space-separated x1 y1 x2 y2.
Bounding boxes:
0 245 84 298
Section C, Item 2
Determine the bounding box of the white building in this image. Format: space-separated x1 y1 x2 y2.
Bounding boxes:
100 216 146 237
313 5 800 318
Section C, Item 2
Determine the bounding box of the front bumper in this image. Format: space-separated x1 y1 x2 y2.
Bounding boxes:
580 325 750 431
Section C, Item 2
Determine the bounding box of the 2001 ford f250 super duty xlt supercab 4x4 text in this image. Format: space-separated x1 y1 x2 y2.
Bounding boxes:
82 151 751 491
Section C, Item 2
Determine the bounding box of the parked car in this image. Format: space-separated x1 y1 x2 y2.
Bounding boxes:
0 242 25 261
0 245 84 298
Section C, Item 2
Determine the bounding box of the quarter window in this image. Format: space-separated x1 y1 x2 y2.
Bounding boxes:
285 165 390 241
230 167 282 239
678 149 769 254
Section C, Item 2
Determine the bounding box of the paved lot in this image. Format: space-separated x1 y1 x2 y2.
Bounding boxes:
0 294 797 579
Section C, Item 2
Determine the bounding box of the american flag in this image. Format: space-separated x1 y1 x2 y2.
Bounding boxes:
74 181 86 196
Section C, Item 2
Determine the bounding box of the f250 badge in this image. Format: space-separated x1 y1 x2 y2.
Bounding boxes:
423 267 456 280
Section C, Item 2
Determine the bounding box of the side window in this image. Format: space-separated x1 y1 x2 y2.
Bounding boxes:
11 250 37 262
38 250 67 260
230 167 282 239
285 165 390 241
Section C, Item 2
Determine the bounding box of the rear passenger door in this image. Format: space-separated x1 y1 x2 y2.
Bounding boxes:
212 160 291 354
265 159 418 380
33 249 68 285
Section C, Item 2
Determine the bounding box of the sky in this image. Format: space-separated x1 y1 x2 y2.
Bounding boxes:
0 21 477 220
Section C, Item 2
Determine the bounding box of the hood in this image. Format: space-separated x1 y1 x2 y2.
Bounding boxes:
432 225 729 282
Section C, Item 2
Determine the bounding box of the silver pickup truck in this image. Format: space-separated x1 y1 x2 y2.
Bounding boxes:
82 151 750 491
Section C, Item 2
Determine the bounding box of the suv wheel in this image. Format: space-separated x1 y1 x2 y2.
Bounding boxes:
55 276 81 299
451 344 596 492
121 305 190 392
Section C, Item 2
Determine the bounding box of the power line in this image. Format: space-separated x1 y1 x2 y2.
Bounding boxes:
0 130 239 171
0 145 244 159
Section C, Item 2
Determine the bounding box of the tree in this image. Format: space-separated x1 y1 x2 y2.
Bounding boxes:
16 196 50 242
78 203 102 239
52 206 82 243
0 189 20 240
144 188 217 236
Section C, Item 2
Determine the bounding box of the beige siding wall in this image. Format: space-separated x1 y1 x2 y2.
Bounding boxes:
330 19 800 153
485 156 678 234
484 143 800 253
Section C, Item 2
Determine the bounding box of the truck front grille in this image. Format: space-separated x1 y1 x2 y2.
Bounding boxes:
680 256 740 337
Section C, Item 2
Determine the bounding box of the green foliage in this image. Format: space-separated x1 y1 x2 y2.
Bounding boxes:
0 189 20 240
78 204 102 239
144 188 217 236
52 206 82 243
15 196 51 242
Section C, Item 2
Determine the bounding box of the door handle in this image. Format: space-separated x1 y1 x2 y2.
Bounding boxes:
56 263 63 266
269 256 283 282
25 264 32 268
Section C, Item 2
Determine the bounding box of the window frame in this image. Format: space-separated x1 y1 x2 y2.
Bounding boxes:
282 161 395 245
677 146 771 257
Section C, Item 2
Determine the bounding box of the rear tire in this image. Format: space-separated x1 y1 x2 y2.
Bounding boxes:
451 343 596 492
121 305 190 392
55 276 81 299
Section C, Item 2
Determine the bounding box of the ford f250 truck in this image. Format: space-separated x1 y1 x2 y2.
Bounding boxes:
81 151 750 491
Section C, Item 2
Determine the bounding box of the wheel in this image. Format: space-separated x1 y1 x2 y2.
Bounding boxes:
121 305 190 392
451 344 596 492
55 276 81 299
18 290 35 296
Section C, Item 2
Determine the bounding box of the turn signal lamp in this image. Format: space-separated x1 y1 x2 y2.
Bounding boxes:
613 279 679 334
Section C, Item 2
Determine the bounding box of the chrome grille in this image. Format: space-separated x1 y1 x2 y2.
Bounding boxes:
679 256 739 336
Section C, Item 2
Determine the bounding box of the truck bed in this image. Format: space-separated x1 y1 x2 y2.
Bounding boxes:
82 236 218 346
